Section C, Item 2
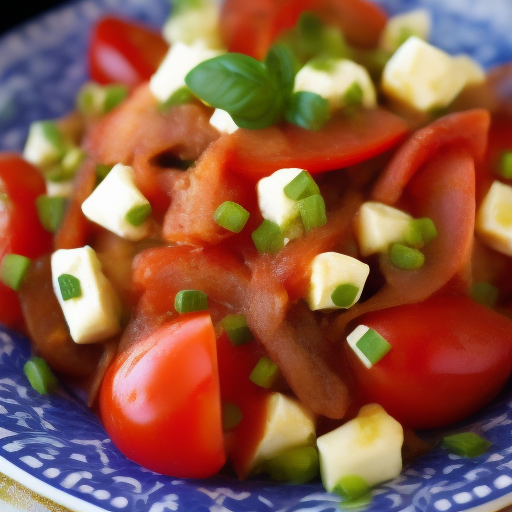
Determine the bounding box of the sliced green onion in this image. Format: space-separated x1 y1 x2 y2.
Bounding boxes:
40 120 67 153
499 150 512 179
213 201 250 233
252 220 284 254
57 274 82 301
333 475 370 501
104 84 128 112
222 402 243 430
404 217 437 248
249 356 279 389
36 195 66 233
441 432 492 458
23 357 59 395
125 203 152 227
390 243 425 270
343 82 364 107
283 171 320 201
159 86 195 111
174 289 208 313
264 445 319 484
95 163 113 183
356 328 391 365
470 281 499 308
397 26 416 47
61 147 85 175
285 91 330 132
298 194 327 232
331 283 359 308
0 254 31 291
220 314 254 346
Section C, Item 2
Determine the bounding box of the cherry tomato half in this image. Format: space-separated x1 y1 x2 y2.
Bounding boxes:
99 312 226 478
343 294 512 429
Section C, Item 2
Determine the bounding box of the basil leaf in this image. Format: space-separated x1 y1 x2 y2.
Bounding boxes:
285 91 330 131
265 43 299 98
185 53 282 126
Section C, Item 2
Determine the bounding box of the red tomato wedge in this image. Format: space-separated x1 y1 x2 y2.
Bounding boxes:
88 16 168 88
99 312 226 478
343 295 512 429
226 109 409 181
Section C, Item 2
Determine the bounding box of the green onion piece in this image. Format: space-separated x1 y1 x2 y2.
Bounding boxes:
159 86 195 111
36 195 66 233
390 243 425 270
40 121 67 153
61 147 85 175
404 218 437 249
249 356 279 388
57 274 82 301
125 203 152 227
298 194 327 232
333 475 370 501
0 254 31 291
264 445 319 484
470 281 499 308
95 163 113 183
23 357 59 395
337 493 372 510
343 82 364 107
441 432 492 458
104 84 128 112
213 201 250 233
397 26 416 47
331 283 359 308
499 150 512 179
285 91 330 132
356 328 391 365
283 170 320 201
252 219 284 254
220 314 254 346
174 289 208 313
222 401 243 430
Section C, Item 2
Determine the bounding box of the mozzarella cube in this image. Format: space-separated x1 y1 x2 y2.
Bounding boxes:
453 54 486 86
210 108 239 134
317 404 403 492
51 246 121 344
294 58 376 109
308 252 369 311
355 202 413 257
149 40 223 103
476 181 512 256
81 164 151 241
379 9 431 53
245 392 316 475
23 121 66 168
382 36 467 111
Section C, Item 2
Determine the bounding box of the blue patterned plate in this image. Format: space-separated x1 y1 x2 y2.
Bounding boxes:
2 1 512 511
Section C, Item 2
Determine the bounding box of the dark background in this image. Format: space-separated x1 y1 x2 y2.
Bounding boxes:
1 1 70 34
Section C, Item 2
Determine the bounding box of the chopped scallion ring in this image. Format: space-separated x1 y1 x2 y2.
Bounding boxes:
264 445 320 484
174 289 208 313
36 195 66 233
283 170 320 201
470 281 499 308
249 356 279 388
331 283 360 308
298 194 327 232
343 82 364 107
404 217 437 248
0 254 31 291
355 328 392 365
95 163 114 184
332 474 370 501
125 203 152 227
252 219 284 254
58 274 82 301
499 150 512 179
40 120 67 153
23 357 59 395
104 84 129 113
389 243 425 270
222 402 243 430
213 201 250 233
441 432 492 458
220 314 254 346
159 86 195 111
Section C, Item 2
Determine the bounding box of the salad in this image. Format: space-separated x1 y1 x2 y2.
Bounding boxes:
2 0 512 507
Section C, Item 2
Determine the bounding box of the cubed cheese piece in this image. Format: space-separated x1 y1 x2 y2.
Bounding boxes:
294 58 376 109
475 180 512 256
210 108 239 134
453 54 486 86
149 40 223 103
355 202 413 257
243 392 316 476
382 36 467 111
163 0 223 49
81 163 151 241
23 121 67 168
308 252 369 311
317 404 403 492
51 246 121 344
379 9 431 53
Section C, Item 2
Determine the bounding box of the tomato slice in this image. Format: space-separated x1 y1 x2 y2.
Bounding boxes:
99 312 226 478
88 16 168 88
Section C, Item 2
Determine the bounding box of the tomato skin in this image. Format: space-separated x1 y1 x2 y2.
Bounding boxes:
343 295 512 429
99 312 226 478
88 16 168 88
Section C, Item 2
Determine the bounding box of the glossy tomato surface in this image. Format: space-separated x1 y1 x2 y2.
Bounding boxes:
344 294 512 429
99 312 226 478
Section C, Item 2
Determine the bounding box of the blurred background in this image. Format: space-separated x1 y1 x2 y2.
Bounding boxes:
1 1 69 34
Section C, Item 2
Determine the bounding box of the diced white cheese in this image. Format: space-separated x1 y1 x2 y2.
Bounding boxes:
475 180 512 256
453 54 486 86
381 36 467 111
245 392 316 475
294 58 376 109
46 179 74 198
81 163 151 242
354 201 413 257
307 252 369 311
163 0 224 49
23 121 66 168
317 403 403 492
149 40 223 103
51 246 121 344
210 108 239 134
379 9 431 53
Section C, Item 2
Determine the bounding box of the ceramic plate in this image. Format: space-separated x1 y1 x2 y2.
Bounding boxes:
2 1 512 511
